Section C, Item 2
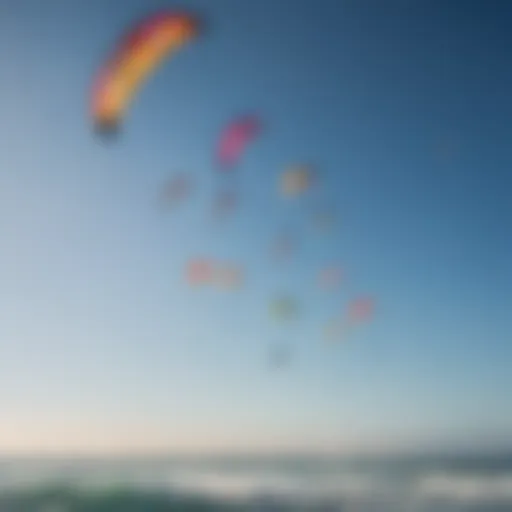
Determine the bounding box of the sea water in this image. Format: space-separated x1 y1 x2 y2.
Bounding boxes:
0 454 511 511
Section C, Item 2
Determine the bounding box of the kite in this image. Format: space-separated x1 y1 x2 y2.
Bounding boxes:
186 258 214 285
280 165 315 197
91 11 200 134
216 115 262 169
318 266 343 290
159 173 193 209
270 296 299 322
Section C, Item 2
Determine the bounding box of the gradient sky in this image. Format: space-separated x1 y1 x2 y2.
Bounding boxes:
0 0 510 454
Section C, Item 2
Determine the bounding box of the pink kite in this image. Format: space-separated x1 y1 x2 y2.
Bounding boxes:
186 258 214 285
216 115 262 169
348 297 375 323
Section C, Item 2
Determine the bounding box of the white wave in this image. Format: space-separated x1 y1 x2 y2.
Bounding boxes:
164 467 408 512
416 472 512 503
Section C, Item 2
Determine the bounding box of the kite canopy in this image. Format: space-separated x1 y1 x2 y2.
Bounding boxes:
186 258 214 285
91 11 200 133
280 165 315 197
348 297 375 323
216 115 262 169
318 266 343 290
214 264 244 290
160 173 193 209
270 296 299 321
93 117 121 138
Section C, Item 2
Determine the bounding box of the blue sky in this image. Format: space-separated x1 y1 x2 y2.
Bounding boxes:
0 0 510 454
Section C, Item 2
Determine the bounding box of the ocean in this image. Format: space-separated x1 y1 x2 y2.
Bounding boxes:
0 454 511 511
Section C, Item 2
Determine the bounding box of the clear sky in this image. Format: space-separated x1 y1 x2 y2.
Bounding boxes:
0 0 510 454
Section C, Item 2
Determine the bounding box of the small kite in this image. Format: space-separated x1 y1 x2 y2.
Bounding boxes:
186 258 214 286
318 266 343 290
280 165 315 197
216 115 262 169
325 297 375 343
348 296 375 324
159 173 193 209
214 264 244 290
270 296 299 322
